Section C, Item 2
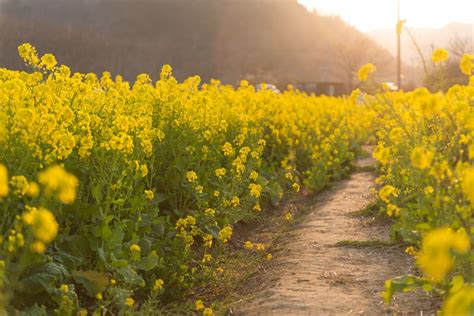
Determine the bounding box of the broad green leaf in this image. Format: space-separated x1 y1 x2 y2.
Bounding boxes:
137 250 159 271
17 263 69 295
72 270 110 297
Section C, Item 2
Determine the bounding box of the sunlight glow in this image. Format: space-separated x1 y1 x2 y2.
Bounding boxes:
298 0 474 32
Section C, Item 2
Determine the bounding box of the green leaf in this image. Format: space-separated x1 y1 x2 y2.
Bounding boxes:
137 250 159 271
18 262 69 295
72 270 110 297
381 274 431 304
116 266 145 287
62 235 91 259
107 226 124 251
19 304 47 316
100 224 112 240
52 249 83 271
92 184 103 203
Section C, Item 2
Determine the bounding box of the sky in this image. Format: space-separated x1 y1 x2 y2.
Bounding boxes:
298 0 474 32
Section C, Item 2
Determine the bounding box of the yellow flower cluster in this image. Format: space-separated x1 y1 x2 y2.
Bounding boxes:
357 63 376 82
22 207 59 253
372 74 474 312
38 166 78 204
431 48 449 64
0 44 371 313
417 228 470 282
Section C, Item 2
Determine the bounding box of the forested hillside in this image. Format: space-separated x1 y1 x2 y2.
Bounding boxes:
0 0 395 90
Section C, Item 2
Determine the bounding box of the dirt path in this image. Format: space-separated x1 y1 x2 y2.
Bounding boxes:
233 154 436 315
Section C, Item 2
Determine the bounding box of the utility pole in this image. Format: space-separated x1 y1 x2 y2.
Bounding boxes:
396 0 402 90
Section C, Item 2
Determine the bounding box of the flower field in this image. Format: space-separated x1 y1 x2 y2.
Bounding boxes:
0 44 371 314
370 81 474 314
0 44 473 314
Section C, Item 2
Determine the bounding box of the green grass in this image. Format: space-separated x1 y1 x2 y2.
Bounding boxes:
332 239 396 248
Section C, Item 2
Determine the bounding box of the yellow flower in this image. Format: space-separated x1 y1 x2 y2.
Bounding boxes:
38 165 78 204
432 48 449 64
253 203 262 212
204 208 215 217
266 253 273 261
373 144 390 165
424 186 434 195
248 183 262 198
186 171 198 182
140 164 149 177
461 168 474 206
125 297 135 307
40 53 57 70
203 234 213 248
443 284 474 316
27 182 40 198
218 225 233 243
195 185 204 194
222 142 234 157
410 147 434 169
249 170 258 181
358 63 376 81
459 53 473 76
379 185 398 203
154 279 164 291
23 207 59 243
144 189 154 201
130 244 141 252
18 43 40 66
195 300 205 311
78 308 88 316
244 241 254 250
202 254 212 263
405 246 416 256
215 168 226 178
417 228 470 282
230 196 240 207
386 203 400 217
389 127 403 144
10 175 29 196
30 241 45 253
285 213 293 221
256 243 265 251
292 183 300 192
60 284 69 293
0 164 9 197
203 307 214 316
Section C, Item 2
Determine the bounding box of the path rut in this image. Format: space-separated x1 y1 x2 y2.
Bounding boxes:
234 154 436 315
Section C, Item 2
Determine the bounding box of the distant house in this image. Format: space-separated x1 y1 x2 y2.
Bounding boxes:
293 81 345 96
291 64 347 96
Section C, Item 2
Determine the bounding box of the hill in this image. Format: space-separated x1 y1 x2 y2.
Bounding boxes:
0 0 396 93
368 22 473 66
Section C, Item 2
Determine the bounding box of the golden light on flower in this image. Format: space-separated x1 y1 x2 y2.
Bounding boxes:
38 165 78 204
186 170 198 182
459 53 473 76
144 189 154 200
0 164 9 197
417 228 470 282
40 53 57 70
125 297 135 307
461 168 474 206
410 147 434 170
431 48 449 64
154 279 164 291
357 63 376 82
